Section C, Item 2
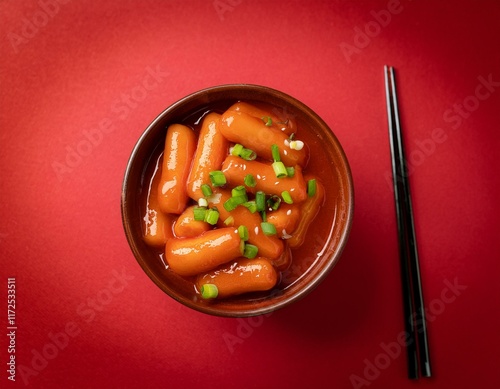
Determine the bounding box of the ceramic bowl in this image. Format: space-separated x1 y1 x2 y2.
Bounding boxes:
121 84 354 317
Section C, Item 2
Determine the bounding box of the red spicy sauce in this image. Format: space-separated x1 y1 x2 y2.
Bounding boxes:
141 100 340 299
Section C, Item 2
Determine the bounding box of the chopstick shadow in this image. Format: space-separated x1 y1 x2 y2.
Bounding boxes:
270 209 380 343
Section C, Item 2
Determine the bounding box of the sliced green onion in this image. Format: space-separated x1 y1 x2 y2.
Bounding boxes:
224 216 234 226
262 116 272 126
223 195 247 212
193 206 207 221
233 195 248 204
307 179 317 197
255 191 266 212
272 161 287 178
244 174 256 188
231 143 244 156
201 184 213 197
198 198 208 208
240 148 256 161
231 185 247 198
204 208 220 225
232 143 256 161
242 201 257 213
281 190 293 204
243 244 258 259
286 166 295 177
200 284 218 299
223 198 238 212
238 225 249 241
289 140 304 150
271 144 281 162
267 195 281 211
209 170 226 187
261 222 277 236
261 210 267 222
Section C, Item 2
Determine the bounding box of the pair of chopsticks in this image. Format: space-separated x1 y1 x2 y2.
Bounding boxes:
384 65 432 379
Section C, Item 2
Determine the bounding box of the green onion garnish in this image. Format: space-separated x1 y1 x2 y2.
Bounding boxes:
242 201 257 213
204 208 220 225
261 222 277 236
209 170 226 187
223 195 247 212
271 144 281 162
233 195 248 204
193 206 207 221
272 161 287 178
307 179 317 197
223 198 237 212
232 143 257 161
231 185 247 198
238 225 249 241
224 216 234 226
255 191 266 212
261 210 267 222
243 244 258 259
239 148 256 161
286 166 295 177
244 174 256 188
289 140 304 150
231 143 244 156
201 184 212 197
262 116 272 126
267 195 281 211
281 190 293 204
200 284 218 299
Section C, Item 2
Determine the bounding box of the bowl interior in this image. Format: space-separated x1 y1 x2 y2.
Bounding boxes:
121 84 354 317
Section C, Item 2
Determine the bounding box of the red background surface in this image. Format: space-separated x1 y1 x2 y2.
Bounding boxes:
1 1 499 388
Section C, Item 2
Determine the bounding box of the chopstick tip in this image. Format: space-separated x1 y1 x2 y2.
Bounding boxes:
384 65 394 79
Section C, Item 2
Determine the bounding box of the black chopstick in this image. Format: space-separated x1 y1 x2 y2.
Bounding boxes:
384 65 432 379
